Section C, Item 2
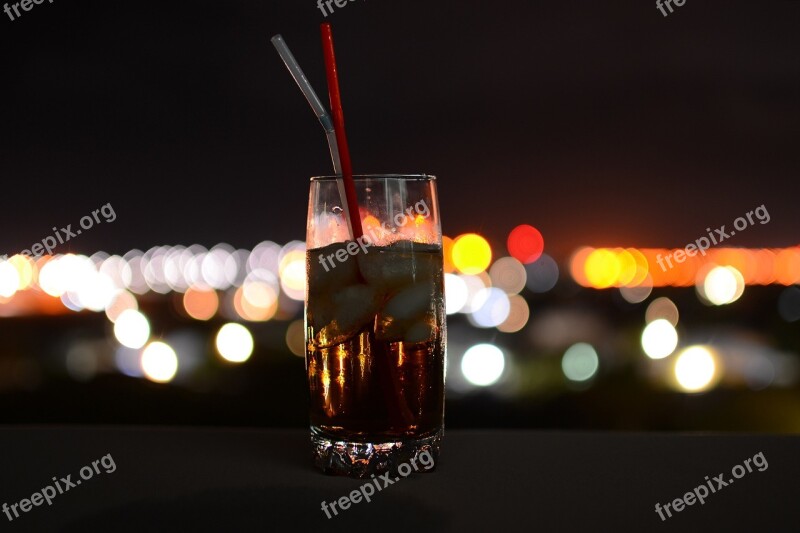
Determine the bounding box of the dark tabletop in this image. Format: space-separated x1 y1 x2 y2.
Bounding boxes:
0 427 797 532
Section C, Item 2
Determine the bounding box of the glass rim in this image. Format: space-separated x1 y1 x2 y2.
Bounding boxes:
310 173 436 182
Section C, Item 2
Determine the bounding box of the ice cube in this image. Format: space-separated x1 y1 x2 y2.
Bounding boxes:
375 282 436 341
332 284 380 336
383 282 434 321
357 251 413 289
308 242 362 293
308 295 335 332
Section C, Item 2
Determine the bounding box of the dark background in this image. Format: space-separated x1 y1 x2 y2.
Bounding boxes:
1 0 798 259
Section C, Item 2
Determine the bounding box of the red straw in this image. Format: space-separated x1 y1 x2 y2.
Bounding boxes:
320 23 364 240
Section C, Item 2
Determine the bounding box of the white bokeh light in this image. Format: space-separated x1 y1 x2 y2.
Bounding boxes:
469 287 511 328
215 323 254 363
140 341 179 383
674 346 718 392
702 266 744 306
0 260 20 298
444 273 468 314
461 343 505 386
114 309 151 349
641 319 679 360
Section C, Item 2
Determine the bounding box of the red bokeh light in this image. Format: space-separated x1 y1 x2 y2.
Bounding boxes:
507 225 544 264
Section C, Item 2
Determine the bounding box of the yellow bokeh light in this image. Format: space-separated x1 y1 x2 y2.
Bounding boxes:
614 249 637 287
625 248 649 287
9 255 35 291
452 234 492 275
584 248 621 289
279 251 307 301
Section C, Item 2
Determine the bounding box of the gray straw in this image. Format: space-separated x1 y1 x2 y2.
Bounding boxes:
271 34 342 175
271 34 354 239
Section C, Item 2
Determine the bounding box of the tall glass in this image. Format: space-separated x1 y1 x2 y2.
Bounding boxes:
305 174 445 477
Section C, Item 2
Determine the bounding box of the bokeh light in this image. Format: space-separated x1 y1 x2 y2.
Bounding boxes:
645 297 679 326
489 257 527 295
584 248 620 289
140 341 179 383
461 343 505 386
674 346 719 393
215 323 254 363
497 294 530 333
9 255 35 291
774 248 800 286
469 287 511 328
285 319 306 357
525 253 560 293
0 260 20 298
701 266 745 305
105 290 138 323
507 224 544 264
113 309 150 349
619 278 653 304
183 287 219 321
452 234 492 275
570 247 594 287
444 273 468 314
561 343 599 382
442 236 456 274
459 274 491 313
279 250 307 301
641 319 678 359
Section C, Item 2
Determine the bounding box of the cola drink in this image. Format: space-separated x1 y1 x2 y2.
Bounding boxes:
306 240 445 442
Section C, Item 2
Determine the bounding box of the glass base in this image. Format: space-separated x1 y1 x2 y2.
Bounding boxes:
310 427 442 478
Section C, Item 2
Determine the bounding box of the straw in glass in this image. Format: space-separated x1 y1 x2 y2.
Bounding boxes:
270 34 355 239
319 23 364 241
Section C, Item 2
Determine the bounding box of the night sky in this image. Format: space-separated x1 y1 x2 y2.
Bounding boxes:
1 0 798 259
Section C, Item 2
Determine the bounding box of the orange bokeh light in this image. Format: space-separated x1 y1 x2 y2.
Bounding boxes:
775 248 800 285
442 236 456 274
183 287 219 321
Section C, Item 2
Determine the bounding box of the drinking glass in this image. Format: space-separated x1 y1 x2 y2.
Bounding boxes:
305 174 445 477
